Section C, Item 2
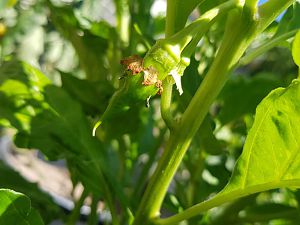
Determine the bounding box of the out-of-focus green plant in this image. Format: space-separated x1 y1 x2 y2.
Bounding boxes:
0 0 300 225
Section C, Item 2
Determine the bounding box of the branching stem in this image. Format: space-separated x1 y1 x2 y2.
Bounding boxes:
133 0 295 224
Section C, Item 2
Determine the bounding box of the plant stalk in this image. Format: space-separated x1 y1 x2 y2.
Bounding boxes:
133 4 257 224
133 0 294 224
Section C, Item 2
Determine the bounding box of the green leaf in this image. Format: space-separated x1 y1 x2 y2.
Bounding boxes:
217 74 283 124
292 30 300 68
0 60 50 131
0 60 128 209
219 79 300 197
0 162 63 223
0 189 44 225
60 72 113 116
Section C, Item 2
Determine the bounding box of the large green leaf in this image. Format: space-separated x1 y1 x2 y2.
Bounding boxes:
292 30 300 68
16 85 126 202
221 79 300 195
0 162 64 223
163 79 300 222
0 60 50 130
0 189 44 225
0 60 128 208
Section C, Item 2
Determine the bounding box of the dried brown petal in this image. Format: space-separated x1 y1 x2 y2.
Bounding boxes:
120 55 144 74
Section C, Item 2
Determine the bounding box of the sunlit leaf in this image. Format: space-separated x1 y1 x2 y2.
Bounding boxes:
0 60 128 208
0 189 44 225
219 79 300 198
0 162 63 223
292 30 300 67
176 79 300 223
0 61 50 131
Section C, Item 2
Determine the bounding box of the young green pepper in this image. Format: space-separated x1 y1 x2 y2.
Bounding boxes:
92 55 162 136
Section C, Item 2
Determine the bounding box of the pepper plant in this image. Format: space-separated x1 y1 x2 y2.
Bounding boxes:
0 0 300 224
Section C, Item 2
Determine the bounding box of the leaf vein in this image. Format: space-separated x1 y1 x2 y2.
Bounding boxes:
242 104 272 189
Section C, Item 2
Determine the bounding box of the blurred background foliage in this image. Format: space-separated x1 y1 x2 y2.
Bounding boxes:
0 0 300 224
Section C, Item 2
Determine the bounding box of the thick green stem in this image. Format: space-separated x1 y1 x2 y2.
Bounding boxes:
133 1 294 224
133 4 256 225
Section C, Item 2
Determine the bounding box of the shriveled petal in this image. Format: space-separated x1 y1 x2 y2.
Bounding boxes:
170 69 183 95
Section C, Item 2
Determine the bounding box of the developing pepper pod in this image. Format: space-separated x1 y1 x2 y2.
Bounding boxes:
92 55 164 136
143 39 182 80
143 39 191 95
